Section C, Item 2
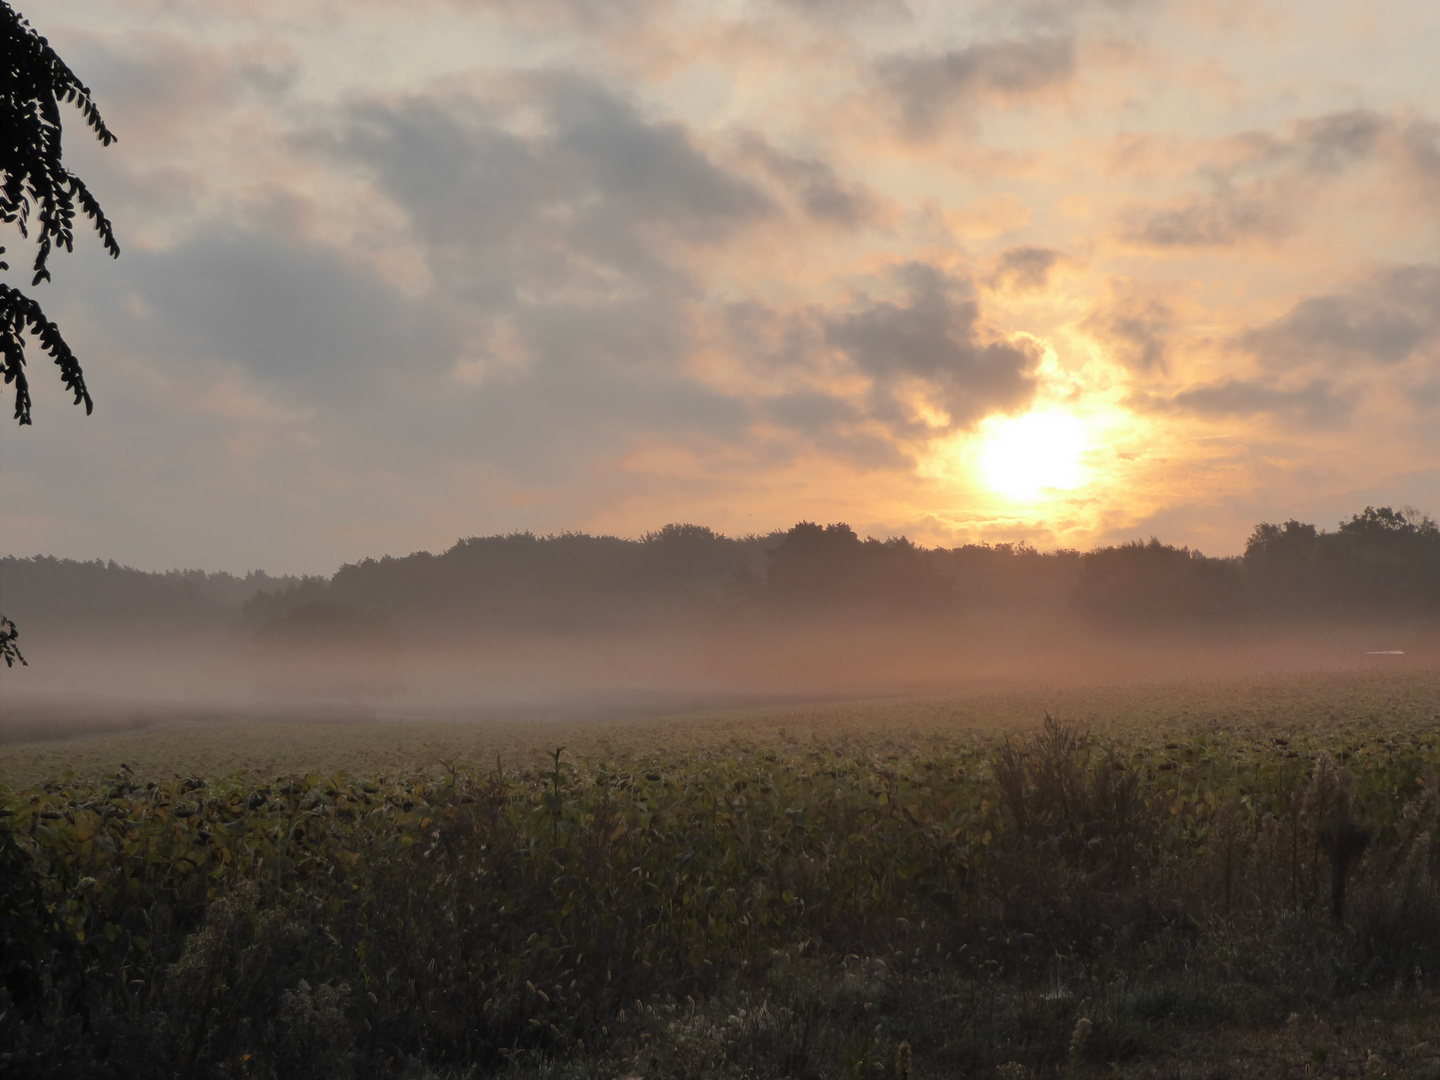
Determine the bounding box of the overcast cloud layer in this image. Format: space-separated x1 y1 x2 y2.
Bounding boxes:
3 0 1440 573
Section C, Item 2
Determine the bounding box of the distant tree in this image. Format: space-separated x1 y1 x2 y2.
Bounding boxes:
0 2 120 665
935 541 1083 608
1329 506 1440 613
1243 519 1323 615
1243 519 1319 561
1075 538 1245 627
1336 505 1439 543
1242 507 1440 618
759 521 953 614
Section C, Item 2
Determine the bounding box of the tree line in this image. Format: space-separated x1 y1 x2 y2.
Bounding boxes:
3 507 1436 646
0 556 301 633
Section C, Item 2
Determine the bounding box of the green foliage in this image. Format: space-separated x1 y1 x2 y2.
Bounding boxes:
988 717 1159 959
2 710 1439 1077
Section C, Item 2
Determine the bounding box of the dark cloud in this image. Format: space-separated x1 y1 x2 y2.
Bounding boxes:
774 0 909 18
1289 109 1440 187
763 389 863 431
825 263 1039 430
988 245 1065 292
416 340 755 484
1412 378 1440 411
1081 292 1173 373
1156 378 1351 428
1242 265 1440 369
739 136 881 228
52 229 452 406
150 237 446 391
720 300 825 378
60 34 240 119
1292 110 1387 174
266 76 794 479
312 85 992 476
514 293 692 376
877 37 1075 139
1287 109 1440 192
1399 120 1440 188
758 391 907 468
334 79 775 307
547 84 775 226
60 65 764 480
1114 109 1440 251
1117 193 1288 248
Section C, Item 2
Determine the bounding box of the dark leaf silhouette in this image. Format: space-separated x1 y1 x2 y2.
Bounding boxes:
1 0 119 425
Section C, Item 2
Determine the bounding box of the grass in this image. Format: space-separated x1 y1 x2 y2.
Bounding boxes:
2 669 1439 1079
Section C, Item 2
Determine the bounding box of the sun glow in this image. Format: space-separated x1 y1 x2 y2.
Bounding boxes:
975 409 1090 501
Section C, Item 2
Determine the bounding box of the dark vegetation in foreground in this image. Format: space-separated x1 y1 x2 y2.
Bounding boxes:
5 718 1440 1078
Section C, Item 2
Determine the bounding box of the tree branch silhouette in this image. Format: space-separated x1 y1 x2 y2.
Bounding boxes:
1 1 121 666
1 0 119 425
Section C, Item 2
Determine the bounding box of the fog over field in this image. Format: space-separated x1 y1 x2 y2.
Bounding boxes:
4 509 1437 741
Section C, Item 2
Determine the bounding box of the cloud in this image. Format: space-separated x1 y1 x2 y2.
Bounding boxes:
1117 193 1289 248
1143 378 1351 429
334 77 776 306
773 0 909 19
1112 109 1440 251
738 135 882 228
988 245 1066 293
543 82 776 228
1242 265 1440 369
139 234 450 395
1292 110 1388 174
42 224 453 419
309 78 1052 477
824 263 1040 431
757 391 906 468
56 31 294 146
705 273 1039 465
877 37 1075 139
1080 288 1174 373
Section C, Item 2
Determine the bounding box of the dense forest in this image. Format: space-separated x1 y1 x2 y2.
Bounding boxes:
2 506 1437 710
0 557 301 633
4 506 1439 639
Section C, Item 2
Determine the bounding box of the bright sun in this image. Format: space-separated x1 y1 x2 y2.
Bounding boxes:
976 410 1089 500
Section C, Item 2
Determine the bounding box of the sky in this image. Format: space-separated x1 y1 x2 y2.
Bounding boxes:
3 0 1440 575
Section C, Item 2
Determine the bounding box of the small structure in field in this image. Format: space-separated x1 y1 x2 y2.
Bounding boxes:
1361 649 1406 669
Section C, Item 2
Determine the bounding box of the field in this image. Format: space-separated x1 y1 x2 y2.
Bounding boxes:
4 670 1440 1079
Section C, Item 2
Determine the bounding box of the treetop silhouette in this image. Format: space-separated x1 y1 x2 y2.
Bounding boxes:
0 1 119 667
1 0 119 426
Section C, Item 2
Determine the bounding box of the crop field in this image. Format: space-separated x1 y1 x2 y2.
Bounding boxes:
4 670 1440 1079
6 670 1440 787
